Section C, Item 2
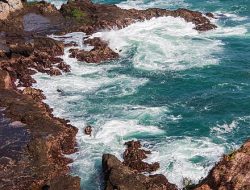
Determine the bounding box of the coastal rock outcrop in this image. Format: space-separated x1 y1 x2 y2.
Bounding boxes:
194 140 250 190
103 154 177 190
0 0 23 20
0 70 80 190
102 140 177 190
123 140 160 173
70 37 119 63
60 0 216 34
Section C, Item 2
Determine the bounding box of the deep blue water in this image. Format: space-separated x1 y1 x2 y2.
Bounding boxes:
32 0 250 189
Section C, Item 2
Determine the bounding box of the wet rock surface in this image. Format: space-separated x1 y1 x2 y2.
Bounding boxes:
1 0 249 190
60 0 216 34
84 125 92 136
102 141 178 190
70 37 119 63
123 140 160 173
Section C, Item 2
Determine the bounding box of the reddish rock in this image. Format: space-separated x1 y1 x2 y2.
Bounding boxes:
0 84 80 190
123 140 160 173
194 140 250 190
60 0 216 34
70 38 119 63
102 153 177 190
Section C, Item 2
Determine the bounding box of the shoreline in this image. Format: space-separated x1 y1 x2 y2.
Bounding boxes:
0 0 249 189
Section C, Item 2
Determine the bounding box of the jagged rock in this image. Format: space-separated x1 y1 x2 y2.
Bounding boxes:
9 43 34 57
70 38 119 63
194 140 250 190
0 0 23 20
60 0 216 34
0 83 80 190
123 140 160 173
102 154 177 190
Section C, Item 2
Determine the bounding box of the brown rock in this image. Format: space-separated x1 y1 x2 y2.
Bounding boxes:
70 38 119 63
22 87 46 101
48 68 62 76
194 140 250 190
102 154 177 190
123 140 160 173
60 0 216 34
0 69 13 89
0 0 23 20
84 125 92 136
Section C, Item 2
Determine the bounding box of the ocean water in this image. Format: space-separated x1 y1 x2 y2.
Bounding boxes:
31 0 250 189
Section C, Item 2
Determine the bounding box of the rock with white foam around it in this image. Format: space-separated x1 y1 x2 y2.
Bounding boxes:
102 140 178 190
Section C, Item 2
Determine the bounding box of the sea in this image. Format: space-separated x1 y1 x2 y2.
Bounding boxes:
29 0 250 189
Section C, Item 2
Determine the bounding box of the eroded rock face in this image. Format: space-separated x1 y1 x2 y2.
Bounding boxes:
102 153 177 190
194 140 250 190
70 38 119 63
60 0 216 34
123 140 160 173
0 0 23 20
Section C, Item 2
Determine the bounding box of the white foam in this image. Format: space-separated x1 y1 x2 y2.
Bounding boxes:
28 0 66 9
214 12 248 22
117 0 188 10
212 120 238 134
92 16 223 71
69 119 165 189
145 137 225 188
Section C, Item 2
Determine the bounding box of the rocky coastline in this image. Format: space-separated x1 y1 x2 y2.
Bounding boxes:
0 0 249 189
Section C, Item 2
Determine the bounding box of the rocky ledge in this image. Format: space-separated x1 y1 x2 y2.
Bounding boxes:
193 140 250 190
0 0 216 64
0 0 249 190
103 141 177 190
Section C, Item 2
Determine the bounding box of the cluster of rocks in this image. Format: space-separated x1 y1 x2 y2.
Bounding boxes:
103 140 250 190
1 0 217 64
0 0 249 190
103 140 177 190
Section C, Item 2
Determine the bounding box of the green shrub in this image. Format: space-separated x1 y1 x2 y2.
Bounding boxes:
71 8 86 21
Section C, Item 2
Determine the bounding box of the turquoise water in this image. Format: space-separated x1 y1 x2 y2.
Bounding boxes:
31 0 250 189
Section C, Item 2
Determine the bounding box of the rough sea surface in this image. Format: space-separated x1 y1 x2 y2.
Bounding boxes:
30 0 250 189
